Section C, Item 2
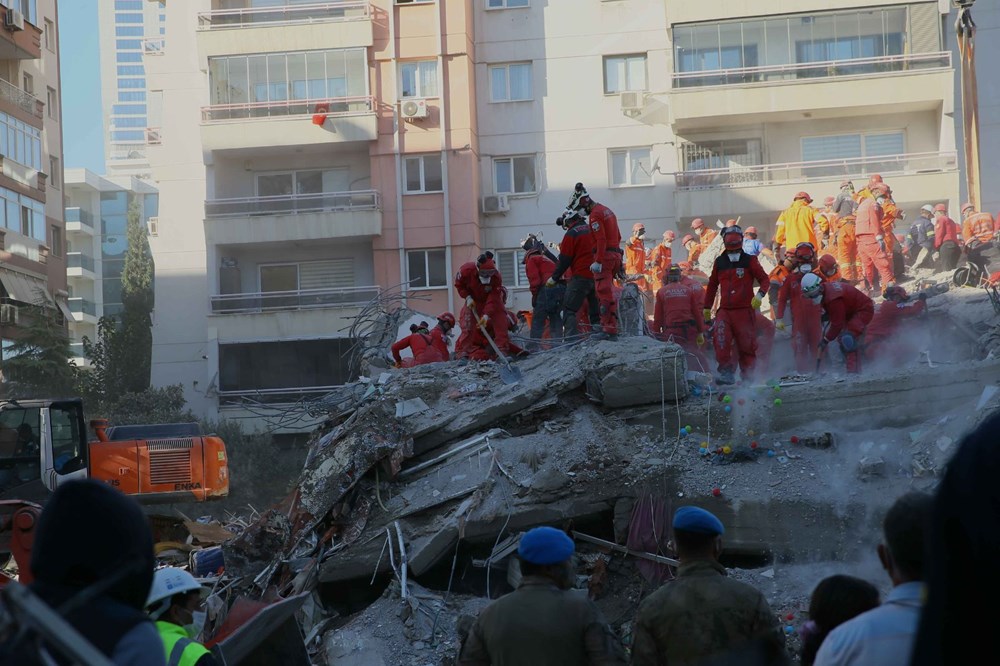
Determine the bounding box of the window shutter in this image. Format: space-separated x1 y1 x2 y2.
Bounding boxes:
908 3 939 54
299 259 354 290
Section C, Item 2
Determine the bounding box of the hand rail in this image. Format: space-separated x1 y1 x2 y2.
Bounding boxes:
201 95 375 122
205 190 380 217
210 285 380 314
0 77 43 118
197 1 370 30
68 297 97 316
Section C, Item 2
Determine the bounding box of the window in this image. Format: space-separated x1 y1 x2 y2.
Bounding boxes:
801 131 905 177
0 1 36 26
493 155 536 195
0 112 44 171
113 117 146 127
0 406 42 487
609 147 653 187
395 0 435 4
487 0 529 9
115 0 144 9
118 78 146 89
116 39 142 50
255 168 350 197
0 187 45 240
117 65 145 76
115 26 144 36
46 87 57 120
406 249 447 288
112 104 147 115
403 154 443 194
260 264 299 292
48 156 59 188
117 51 143 63
111 130 145 141
682 139 762 171
22 73 32 95
44 18 54 52
489 63 532 102
494 249 529 287
118 91 146 102
115 13 143 23
399 60 438 98
219 339 355 397
50 225 62 257
603 54 647 94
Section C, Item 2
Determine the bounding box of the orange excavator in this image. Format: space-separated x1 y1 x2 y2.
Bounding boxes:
0 398 230 585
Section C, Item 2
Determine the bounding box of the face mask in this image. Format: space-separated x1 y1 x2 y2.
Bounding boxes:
637 229 645 238
809 294 822 304
727 252 741 262
185 610 207 639
799 263 812 273
695 228 704 236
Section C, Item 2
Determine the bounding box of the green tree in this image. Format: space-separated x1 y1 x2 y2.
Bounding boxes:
117 199 154 391
1 299 77 399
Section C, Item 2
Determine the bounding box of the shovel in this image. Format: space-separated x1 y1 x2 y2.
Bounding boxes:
471 305 523 385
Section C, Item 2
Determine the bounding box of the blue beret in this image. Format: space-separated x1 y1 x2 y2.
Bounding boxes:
672 506 724 536
518 527 575 565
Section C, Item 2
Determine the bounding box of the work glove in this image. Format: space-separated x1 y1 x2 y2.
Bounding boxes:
775 321 786 332
876 235 887 253
590 262 603 274
545 277 556 288
695 333 706 347
703 308 712 323
751 294 763 310
465 295 475 308
932 252 940 262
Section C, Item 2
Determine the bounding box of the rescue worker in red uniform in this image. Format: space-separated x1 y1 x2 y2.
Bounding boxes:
571 184 623 340
933 203 961 270
454 253 511 360
648 231 675 291
801 273 874 374
864 286 927 364
431 312 454 360
625 223 651 292
523 236 562 346
816 254 842 282
391 321 448 367
653 264 709 370
855 182 895 294
548 207 598 339
703 225 770 385
776 243 823 374
750 310 776 376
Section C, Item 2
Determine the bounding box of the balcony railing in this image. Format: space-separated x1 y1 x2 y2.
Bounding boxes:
68 297 97 317
143 37 165 55
218 385 344 406
0 77 43 118
672 52 952 89
69 342 86 358
65 207 95 228
197 1 370 30
67 252 96 272
201 95 375 122
674 151 958 191
210 285 379 314
205 190 380 218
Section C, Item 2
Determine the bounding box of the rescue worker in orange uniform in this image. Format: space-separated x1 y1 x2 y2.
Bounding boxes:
653 264 706 351
691 218 718 261
454 253 512 360
648 230 675 291
816 254 842 282
391 321 448 367
855 183 895 294
523 237 562 345
703 225 769 385
625 223 651 292
682 234 701 265
768 254 797 324
776 243 824 374
960 202 998 272
865 285 927 364
774 192 820 255
801 274 875 374
571 184 623 340
880 186 903 254
854 174 883 204
933 203 961 270
816 196 839 252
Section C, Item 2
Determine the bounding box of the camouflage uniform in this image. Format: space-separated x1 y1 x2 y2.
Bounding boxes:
631 560 786 666
458 575 627 665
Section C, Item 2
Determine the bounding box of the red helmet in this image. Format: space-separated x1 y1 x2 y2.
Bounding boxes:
681 234 695 246
823 196 835 206
437 312 456 327
868 174 883 185
691 218 705 230
744 226 758 236
871 184 890 197
794 242 816 263
632 222 645 234
663 230 676 241
961 202 975 214
794 191 812 203
678 261 693 273
723 230 743 250
818 254 838 276
884 285 908 302
933 203 948 213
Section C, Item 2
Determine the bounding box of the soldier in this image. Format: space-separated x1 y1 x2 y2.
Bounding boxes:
631 507 786 665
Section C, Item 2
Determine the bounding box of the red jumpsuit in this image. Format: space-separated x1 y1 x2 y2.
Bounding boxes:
391 331 447 367
652 278 709 371
855 196 895 288
821 281 875 374
865 298 926 363
776 271 824 373
588 203 623 335
752 310 776 375
704 251 769 379
454 261 509 359
430 326 450 360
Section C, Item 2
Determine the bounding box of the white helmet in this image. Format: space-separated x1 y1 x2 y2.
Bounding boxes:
146 567 206 619
801 272 823 301
920 204 934 215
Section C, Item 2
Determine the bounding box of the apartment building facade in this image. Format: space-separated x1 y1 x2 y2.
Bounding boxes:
0 0 68 365
63 168 158 366
147 0 959 432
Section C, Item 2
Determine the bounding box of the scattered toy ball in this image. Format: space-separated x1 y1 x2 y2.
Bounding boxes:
774 398 783 406
723 395 732 404
737 398 745 405
790 436 800 444
750 441 759 449
774 386 781 392
724 405 732 413
722 446 732 455
785 613 795 621
712 487 722 497
685 425 693 433
784 625 795 635
767 450 776 457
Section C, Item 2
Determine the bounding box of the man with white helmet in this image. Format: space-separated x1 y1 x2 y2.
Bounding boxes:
146 567 217 666
801 273 874 374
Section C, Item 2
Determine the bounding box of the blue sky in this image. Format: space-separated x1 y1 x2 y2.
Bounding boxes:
59 0 104 173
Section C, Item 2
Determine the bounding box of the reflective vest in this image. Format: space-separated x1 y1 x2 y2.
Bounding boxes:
156 621 211 666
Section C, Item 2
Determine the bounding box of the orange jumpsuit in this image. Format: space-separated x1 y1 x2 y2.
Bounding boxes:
775 201 819 251
625 236 650 292
963 212 995 244
768 263 792 322
881 200 900 252
855 197 894 287
836 217 858 282
648 243 672 291
816 212 839 252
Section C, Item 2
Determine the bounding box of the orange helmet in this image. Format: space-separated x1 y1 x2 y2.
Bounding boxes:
632 222 646 234
823 196 835 206
681 234 695 246
961 202 975 214
871 183 890 197
794 191 812 203
818 254 838 277
691 218 705 230
663 230 676 241
933 203 947 213
744 226 758 236
868 174 883 186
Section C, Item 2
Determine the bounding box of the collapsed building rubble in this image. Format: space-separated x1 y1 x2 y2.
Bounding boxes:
213 270 1000 664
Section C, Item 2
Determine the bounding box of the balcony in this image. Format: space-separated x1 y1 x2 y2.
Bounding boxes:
0 77 43 122
0 6 42 60
672 151 959 219
66 252 96 279
204 190 381 244
68 297 97 324
69 342 93 369
667 53 953 131
200 96 377 154
65 207 96 235
209 285 378 342
196 2 373 62
143 37 164 55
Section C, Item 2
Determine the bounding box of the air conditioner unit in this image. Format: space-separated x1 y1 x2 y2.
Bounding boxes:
620 91 645 116
481 195 510 215
400 99 428 120
4 9 24 31
146 217 159 236
0 304 19 325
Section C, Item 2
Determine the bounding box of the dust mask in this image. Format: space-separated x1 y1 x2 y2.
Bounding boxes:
799 264 812 273
727 252 741 262
695 228 703 236
186 610 207 639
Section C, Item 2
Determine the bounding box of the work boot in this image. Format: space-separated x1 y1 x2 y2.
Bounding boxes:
591 331 619 341
716 369 736 385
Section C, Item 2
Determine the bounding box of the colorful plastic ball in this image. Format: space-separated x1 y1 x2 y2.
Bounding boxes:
784 625 794 635
774 398 783 406
785 613 795 621
750 442 759 449
767 450 776 457
723 395 732 404
790 436 800 444
774 386 781 392
722 446 732 455
724 405 732 413
711 487 722 497
738 399 745 405
685 425 693 433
